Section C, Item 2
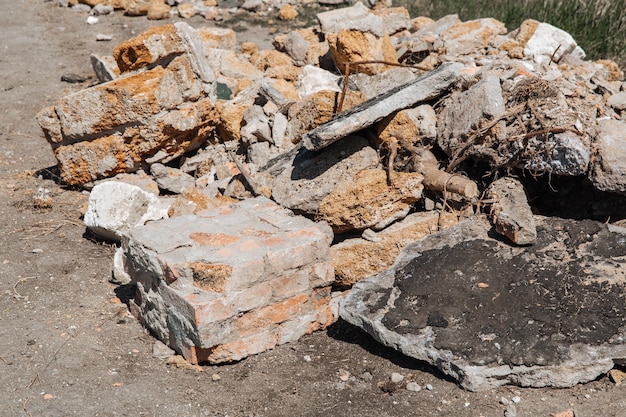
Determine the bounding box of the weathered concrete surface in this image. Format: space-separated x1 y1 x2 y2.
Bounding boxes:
318 169 424 233
268 136 380 214
487 177 536 245
331 211 458 288
341 216 626 391
124 197 336 364
376 104 437 147
440 18 507 57
286 89 366 143
317 2 384 37
302 62 462 151
84 181 170 243
438 74 505 155
327 29 398 76
521 21 586 66
589 119 626 195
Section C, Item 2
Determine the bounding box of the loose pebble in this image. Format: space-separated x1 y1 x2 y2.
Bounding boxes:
390 372 404 383
338 369 350 382
96 33 113 41
360 371 373 381
406 382 421 392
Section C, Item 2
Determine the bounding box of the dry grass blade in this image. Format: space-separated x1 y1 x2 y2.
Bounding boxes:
26 334 72 389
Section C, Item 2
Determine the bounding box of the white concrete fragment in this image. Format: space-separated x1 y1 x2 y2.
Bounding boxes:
316 2 384 37
112 247 132 285
524 22 586 66
297 65 341 97
84 181 170 243
590 119 626 194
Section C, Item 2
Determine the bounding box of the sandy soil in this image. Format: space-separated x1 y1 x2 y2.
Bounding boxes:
1 1 625 416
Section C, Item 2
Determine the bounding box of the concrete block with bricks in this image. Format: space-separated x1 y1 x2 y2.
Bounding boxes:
121 196 337 364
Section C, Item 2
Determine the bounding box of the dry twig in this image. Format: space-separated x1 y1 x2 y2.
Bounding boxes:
446 103 526 174
26 335 72 389
12 276 34 300
394 134 479 199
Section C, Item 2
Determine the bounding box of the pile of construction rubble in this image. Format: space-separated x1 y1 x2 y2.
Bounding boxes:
58 0 360 21
38 2 626 390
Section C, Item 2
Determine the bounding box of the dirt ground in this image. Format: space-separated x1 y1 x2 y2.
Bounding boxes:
1 1 626 416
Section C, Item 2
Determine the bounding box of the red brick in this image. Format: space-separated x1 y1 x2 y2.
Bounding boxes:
199 329 279 363
269 267 315 301
189 232 240 246
236 293 309 335
185 294 235 325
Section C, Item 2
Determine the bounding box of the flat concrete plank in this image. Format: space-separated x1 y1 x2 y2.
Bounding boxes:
301 62 462 151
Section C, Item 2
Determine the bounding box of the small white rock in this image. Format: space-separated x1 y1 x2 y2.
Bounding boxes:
425 384 433 390
86 16 99 24
303 355 312 362
390 372 404 383
96 33 113 41
406 382 421 392
511 395 521 403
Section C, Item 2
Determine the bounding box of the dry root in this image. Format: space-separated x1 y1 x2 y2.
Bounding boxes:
393 134 479 199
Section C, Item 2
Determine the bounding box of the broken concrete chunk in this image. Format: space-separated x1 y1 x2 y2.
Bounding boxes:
522 21 586 66
438 74 505 155
441 18 507 57
205 48 263 83
522 130 590 176
49 97 218 185
282 31 309 67
376 104 437 147
197 27 237 50
487 177 536 245
319 168 424 233
269 136 380 214
332 211 458 288
589 119 626 195
112 247 132 285
371 7 411 35
341 216 626 391
296 65 341 97
414 14 461 37
150 163 196 194
607 92 626 111
347 67 416 100
90 54 120 83
303 62 462 151
84 181 170 243
286 89 367 142
316 2 384 37
240 104 272 145
124 196 336 364
327 29 398 76
112 23 185 73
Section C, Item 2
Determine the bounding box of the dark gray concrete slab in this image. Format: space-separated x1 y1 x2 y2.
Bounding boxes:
341 216 626 391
